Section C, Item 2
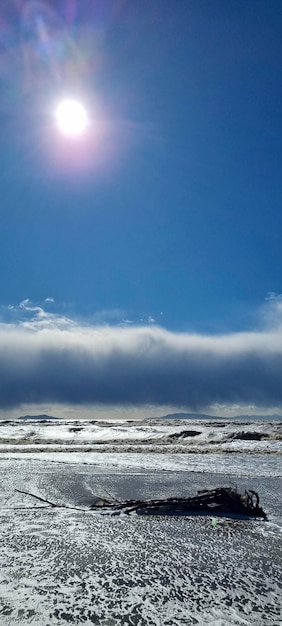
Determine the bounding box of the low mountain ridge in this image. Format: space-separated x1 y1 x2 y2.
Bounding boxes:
19 414 59 421
154 412 282 421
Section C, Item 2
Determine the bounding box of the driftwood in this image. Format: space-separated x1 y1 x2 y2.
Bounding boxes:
15 487 267 519
90 487 267 519
14 489 84 511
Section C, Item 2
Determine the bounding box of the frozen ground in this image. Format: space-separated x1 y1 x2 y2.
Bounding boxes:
0 419 281 625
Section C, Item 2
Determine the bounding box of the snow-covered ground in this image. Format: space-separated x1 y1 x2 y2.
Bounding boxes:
0 418 281 625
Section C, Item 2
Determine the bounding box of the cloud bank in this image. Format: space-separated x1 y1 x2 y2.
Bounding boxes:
1 302 282 410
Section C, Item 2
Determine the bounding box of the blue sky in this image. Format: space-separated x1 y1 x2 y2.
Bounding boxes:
1 0 282 418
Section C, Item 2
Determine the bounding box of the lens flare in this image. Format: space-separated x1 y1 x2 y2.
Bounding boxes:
55 98 88 137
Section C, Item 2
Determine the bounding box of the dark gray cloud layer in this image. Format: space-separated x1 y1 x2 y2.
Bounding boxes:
1 324 282 409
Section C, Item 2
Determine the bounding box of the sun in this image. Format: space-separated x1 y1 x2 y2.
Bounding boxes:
55 98 89 137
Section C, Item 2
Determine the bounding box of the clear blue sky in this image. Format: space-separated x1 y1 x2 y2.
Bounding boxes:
1 0 282 417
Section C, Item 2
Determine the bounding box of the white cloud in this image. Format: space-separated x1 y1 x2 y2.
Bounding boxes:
0 296 282 412
120 318 133 325
264 292 282 301
139 316 155 324
258 292 282 330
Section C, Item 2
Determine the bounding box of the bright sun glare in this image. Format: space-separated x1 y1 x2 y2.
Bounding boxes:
55 99 89 137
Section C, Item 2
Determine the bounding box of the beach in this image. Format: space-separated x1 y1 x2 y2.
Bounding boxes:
0 417 281 625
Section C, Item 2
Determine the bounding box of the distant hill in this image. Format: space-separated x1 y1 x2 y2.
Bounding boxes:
15 412 282 422
155 412 214 420
154 412 282 421
18 414 59 421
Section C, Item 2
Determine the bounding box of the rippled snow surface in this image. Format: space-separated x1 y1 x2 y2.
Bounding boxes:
0 418 281 625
